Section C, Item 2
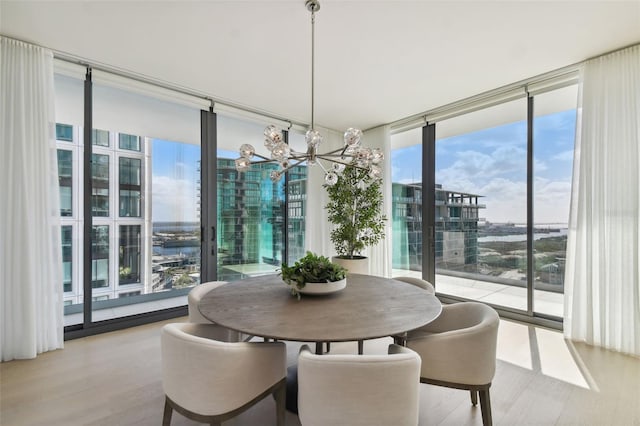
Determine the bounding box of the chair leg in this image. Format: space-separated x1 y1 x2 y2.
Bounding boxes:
274 380 286 426
358 340 364 355
326 342 331 352
162 397 173 426
470 389 478 405
479 388 492 426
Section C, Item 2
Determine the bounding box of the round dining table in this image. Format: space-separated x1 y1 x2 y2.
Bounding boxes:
198 273 442 413
198 273 442 348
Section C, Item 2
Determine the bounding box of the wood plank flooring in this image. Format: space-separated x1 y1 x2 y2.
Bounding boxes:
1 317 639 425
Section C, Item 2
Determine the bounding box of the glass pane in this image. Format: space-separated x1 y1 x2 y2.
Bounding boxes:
91 225 110 288
151 139 201 291
57 149 73 217
56 123 73 142
92 128 109 147
533 85 578 318
216 115 284 280
435 98 528 311
119 225 141 285
391 127 423 277
119 157 141 217
61 225 73 293
90 78 202 321
119 133 140 151
91 153 110 217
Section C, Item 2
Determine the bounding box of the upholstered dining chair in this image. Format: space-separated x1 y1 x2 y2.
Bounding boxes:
188 281 250 342
297 343 421 426
393 276 435 293
161 323 286 426
405 302 500 426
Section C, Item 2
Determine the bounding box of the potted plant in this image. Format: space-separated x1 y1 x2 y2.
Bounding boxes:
280 251 347 298
325 164 387 274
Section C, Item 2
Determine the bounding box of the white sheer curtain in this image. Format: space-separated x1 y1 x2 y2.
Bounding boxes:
361 125 392 277
0 37 64 361
564 44 640 357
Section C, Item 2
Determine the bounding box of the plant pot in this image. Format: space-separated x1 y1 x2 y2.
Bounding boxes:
298 278 347 295
331 256 369 275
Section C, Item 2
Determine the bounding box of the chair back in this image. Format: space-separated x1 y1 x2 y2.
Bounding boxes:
298 344 421 426
187 281 228 323
393 276 435 293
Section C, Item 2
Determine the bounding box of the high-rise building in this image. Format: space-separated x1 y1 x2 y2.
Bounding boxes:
392 182 485 272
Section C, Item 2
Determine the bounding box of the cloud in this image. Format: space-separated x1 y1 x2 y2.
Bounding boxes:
552 149 574 161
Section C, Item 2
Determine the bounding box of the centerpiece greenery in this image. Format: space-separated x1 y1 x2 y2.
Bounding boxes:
325 165 386 259
280 251 347 298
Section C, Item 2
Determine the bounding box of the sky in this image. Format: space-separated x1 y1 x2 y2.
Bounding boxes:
392 109 577 224
151 139 200 222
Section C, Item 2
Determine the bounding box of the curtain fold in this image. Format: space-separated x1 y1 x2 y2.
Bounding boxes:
362 125 392 277
564 44 640 357
0 37 64 361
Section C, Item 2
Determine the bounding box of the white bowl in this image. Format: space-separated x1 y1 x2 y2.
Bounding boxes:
297 278 347 295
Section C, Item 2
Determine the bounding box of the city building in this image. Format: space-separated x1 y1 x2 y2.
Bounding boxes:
392 182 485 272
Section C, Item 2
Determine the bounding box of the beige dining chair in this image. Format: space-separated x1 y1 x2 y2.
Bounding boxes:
405 302 499 426
161 323 286 426
188 281 249 342
297 343 421 426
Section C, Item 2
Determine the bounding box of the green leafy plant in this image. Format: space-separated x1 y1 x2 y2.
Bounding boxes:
280 251 347 297
325 165 387 259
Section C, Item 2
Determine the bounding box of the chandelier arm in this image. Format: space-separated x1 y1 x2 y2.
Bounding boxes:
316 154 356 159
289 154 308 160
316 159 329 174
315 156 370 172
280 159 307 174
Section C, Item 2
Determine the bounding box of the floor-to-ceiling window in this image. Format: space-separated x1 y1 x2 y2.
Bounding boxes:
435 98 529 311
391 81 577 323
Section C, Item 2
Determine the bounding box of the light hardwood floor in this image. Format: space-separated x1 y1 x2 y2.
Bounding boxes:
1 317 639 425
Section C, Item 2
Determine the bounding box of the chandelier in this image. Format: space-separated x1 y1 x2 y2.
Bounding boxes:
234 0 383 186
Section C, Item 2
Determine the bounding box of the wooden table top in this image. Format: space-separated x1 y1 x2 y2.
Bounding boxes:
198 273 442 343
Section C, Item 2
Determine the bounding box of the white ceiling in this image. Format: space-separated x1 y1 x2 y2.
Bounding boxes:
1 1 639 131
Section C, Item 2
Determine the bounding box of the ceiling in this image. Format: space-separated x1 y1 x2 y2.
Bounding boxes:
1 1 639 131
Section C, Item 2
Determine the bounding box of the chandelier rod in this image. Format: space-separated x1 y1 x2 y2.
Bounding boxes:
310 4 316 130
